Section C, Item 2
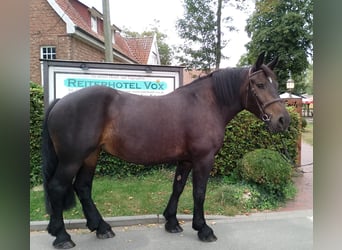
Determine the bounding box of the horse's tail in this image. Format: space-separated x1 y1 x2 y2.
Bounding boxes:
42 99 75 214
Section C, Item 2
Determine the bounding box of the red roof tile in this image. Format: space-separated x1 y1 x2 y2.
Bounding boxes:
54 0 152 63
125 37 154 64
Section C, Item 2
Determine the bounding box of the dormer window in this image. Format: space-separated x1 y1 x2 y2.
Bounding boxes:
91 15 97 33
89 7 103 33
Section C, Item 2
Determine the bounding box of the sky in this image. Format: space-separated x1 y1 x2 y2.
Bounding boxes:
79 0 254 67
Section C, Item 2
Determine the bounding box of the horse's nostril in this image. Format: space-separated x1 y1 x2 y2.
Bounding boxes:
277 114 290 130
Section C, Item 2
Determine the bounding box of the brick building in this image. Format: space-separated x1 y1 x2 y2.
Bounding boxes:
30 0 161 84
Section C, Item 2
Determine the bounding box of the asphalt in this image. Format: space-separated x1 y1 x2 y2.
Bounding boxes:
30 141 313 250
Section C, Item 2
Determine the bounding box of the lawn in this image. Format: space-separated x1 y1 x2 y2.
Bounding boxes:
302 119 313 145
30 168 295 221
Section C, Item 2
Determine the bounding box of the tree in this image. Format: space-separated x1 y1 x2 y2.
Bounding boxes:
244 0 313 94
175 0 243 72
122 23 173 65
304 63 313 94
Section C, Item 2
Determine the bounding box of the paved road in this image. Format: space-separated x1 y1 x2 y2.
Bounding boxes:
30 210 313 250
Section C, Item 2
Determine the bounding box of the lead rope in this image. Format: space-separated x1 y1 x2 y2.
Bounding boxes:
264 126 313 173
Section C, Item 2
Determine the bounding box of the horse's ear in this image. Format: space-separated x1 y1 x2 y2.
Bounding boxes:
267 56 279 70
254 52 265 71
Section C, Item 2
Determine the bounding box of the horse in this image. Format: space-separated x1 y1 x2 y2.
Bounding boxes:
41 52 290 248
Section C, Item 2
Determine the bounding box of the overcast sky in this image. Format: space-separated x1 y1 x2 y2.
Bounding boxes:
79 0 254 67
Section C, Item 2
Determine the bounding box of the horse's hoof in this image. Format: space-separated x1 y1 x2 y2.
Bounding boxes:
198 226 217 242
199 233 217 242
96 229 115 239
53 239 76 249
165 221 183 233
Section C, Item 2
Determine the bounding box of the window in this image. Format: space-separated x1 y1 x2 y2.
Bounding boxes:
91 15 97 32
41 46 56 59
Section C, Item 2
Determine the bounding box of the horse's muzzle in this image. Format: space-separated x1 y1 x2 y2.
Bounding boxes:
268 112 291 133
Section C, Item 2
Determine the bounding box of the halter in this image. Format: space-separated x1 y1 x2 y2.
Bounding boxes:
245 67 283 122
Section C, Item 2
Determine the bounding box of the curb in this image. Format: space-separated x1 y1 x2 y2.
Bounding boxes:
30 209 313 232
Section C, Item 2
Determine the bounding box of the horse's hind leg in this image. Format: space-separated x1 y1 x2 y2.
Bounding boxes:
163 161 191 233
47 163 80 249
73 150 115 239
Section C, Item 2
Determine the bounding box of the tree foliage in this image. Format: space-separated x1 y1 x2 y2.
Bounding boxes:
122 23 173 65
175 0 243 72
176 0 217 72
243 0 313 94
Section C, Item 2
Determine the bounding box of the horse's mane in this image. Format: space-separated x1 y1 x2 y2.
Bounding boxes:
178 67 249 106
210 67 248 106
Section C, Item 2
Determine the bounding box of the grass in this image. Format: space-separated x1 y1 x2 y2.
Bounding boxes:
30 168 296 221
302 119 313 145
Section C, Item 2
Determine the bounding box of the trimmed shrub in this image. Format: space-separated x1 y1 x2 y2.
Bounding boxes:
30 82 44 187
213 107 300 176
96 151 167 178
239 149 294 199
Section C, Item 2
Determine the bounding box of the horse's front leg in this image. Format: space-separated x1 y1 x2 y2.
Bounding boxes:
192 157 217 242
163 161 192 233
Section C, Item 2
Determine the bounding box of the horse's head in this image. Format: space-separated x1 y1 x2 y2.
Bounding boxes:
244 52 290 133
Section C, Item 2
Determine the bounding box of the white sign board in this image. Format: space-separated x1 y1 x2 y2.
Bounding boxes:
42 60 184 106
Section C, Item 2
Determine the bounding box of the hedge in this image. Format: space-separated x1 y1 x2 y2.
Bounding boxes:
213 107 299 176
30 82 44 187
30 83 300 187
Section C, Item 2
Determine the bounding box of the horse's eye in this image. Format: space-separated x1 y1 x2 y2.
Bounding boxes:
256 83 265 89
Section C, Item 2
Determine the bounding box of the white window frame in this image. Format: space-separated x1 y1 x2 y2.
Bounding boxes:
91 15 97 33
41 46 56 60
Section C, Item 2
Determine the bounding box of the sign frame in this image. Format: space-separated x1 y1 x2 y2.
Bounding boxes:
42 60 184 109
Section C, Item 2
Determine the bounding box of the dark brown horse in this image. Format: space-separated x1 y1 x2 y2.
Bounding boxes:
42 52 290 248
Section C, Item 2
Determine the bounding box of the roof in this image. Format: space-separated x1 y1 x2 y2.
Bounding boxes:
280 92 302 99
50 0 155 64
183 69 207 85
125 37 154 64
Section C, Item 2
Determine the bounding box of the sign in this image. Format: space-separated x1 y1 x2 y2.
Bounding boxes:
56 74 175 98
42 60 184 107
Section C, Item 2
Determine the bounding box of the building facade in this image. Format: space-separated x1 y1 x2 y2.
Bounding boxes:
30 0 160 84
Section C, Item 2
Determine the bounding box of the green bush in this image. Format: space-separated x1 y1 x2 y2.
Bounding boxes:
239 149 294 199
96 151 167 178
301 117 307 130
213 107 300 176
30 82 44 187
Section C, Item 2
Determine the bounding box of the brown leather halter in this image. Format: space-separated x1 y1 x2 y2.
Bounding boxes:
245 67 283 122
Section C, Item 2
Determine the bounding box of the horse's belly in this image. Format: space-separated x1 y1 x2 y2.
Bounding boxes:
103 137 186 165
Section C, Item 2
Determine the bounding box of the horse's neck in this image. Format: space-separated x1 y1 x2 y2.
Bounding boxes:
216 85 245 126
219 102 244 126
191 80 244 126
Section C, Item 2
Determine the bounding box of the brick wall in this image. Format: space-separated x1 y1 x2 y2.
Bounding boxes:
70 38 104 62
30 0 66 84
30 0 106 85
